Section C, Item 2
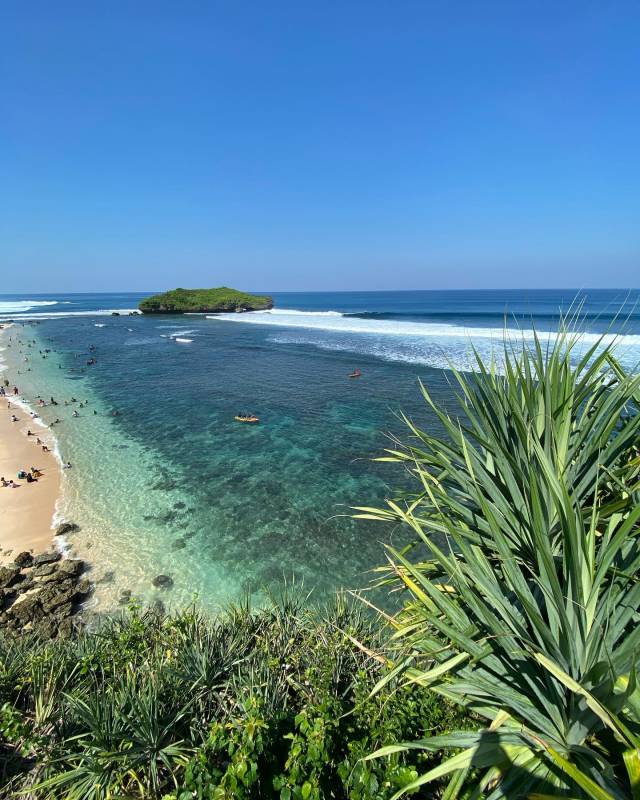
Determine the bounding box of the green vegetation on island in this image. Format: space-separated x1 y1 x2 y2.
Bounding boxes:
2 327 640 799
138 287 273 314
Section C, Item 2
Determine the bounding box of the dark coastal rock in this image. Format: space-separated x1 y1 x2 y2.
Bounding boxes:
33 551 62 566
32 563 57 578
55 522 80 536
58 559 85 578
171 538 186 550
0 565 21 589
33 617 59 639
57 616 81 638
14 551 34 568
51 601 74 619
97 570 115 584
152 574 174 589
173 501 186 509
37 569 67 585
111 311 120 316
40 583 77 614
13 575 35 593
11 594 42 624
0 550 91 640
118 589 132 605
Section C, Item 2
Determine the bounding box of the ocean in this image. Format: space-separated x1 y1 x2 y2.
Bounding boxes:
1 289 639 611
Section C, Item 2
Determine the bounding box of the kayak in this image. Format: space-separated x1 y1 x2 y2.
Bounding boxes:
348 370 361 378
235 416 260 423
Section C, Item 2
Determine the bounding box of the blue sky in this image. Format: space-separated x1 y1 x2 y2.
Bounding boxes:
2 1 639 292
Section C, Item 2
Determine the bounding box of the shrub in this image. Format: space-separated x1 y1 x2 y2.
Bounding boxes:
356 330 640 798
0 594 465 798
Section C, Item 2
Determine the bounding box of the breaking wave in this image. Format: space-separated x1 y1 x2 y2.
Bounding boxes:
0 309 138 321
0 300 58 313
211 308 640 348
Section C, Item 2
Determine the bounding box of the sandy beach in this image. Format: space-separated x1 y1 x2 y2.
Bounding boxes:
0 326 62 564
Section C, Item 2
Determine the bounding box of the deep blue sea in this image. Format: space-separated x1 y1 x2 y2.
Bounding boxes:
1 289 639 611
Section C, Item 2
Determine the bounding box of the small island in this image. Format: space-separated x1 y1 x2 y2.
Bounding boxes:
138 287 274 314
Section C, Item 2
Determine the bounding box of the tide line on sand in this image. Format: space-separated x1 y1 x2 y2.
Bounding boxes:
0 325 63 565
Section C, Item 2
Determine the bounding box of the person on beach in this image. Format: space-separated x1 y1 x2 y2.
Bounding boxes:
26 472 37 483
8 480 19 488
64 461 72 469
1 477 8 487
11 414 18 422
27 429 33 436
42 444 49 452
13 386 18 395
72 410 79 418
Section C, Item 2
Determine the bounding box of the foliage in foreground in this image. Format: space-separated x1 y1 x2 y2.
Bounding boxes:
0 594 466 799
357 329 640 798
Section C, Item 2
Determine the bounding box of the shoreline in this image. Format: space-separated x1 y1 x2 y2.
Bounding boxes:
0 324 63 565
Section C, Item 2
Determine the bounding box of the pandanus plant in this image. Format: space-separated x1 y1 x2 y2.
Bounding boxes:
356 329 640 798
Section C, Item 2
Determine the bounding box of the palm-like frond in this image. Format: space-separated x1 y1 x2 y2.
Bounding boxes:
356 328 640 798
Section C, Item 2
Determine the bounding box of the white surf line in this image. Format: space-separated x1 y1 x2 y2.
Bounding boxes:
0 308 139 321
208 309 640 347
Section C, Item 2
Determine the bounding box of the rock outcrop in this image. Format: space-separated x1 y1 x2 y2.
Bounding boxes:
138 287 273 314
0 552 92 639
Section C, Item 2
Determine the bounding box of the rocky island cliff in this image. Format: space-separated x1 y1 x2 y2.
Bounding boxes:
139 287 273 314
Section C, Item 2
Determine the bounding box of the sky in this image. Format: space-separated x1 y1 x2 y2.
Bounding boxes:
1 1 639 292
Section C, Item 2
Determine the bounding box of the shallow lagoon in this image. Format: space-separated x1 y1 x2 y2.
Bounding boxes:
3 289 639 611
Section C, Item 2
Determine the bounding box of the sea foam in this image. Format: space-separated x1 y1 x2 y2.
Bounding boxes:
0 308 138 321
211 308 640 346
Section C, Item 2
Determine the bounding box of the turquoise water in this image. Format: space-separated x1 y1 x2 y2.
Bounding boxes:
2 290 639 611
